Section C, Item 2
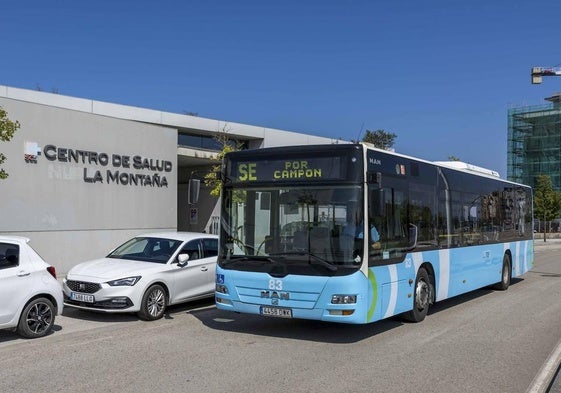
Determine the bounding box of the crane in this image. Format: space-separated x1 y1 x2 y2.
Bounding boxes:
531 66 561 84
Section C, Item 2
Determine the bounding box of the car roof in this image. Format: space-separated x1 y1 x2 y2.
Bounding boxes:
134 231 218 242
0 235 30 244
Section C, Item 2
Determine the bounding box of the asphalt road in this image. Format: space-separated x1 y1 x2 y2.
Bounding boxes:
1 243 560 393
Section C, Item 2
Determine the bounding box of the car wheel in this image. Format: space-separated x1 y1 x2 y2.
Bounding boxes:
403 268 431 323
17 297 56 339
138 284 167 321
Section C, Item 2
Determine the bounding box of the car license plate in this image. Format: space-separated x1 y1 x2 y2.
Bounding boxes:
260 306 292 318
70 292 94 303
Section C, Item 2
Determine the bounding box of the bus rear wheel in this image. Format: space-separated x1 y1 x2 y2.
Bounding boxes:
404 267 431 323
493 254 511 291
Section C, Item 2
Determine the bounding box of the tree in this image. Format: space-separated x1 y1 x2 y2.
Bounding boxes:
448 155 461 161
182 111 198 116
0 107 21 179
35 84 59 94
362 129 396 150
533 174 561 242
204 124 242 197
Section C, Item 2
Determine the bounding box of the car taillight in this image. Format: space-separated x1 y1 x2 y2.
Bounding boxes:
47 266 57 279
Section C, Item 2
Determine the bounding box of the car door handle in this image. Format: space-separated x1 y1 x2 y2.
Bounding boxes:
17 271 31 277
200 266 208 272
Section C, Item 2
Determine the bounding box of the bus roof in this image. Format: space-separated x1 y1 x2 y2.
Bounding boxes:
360 142 525 186
433 161 500 178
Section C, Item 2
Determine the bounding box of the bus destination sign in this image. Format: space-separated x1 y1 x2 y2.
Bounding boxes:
232 157 343 182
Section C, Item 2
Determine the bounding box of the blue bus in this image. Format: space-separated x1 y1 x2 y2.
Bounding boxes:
215 143 533 324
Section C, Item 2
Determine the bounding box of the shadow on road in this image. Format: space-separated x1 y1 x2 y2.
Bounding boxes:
187 282 521 344
528 270 561 278
1 280 524 345
190 306 405 344
61 307 139 322
0 323 62 343
60 297 216 322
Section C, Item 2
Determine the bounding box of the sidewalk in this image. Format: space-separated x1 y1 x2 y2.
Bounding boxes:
533 238 561 250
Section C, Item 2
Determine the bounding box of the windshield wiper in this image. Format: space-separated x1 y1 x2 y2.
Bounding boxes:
221 255 282 267
270 251 338 272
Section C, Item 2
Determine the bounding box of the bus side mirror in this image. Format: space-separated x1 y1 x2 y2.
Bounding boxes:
188 179 200 204
408 224 418 249
367 171 382 185
370 189 386 217
264 235 273 254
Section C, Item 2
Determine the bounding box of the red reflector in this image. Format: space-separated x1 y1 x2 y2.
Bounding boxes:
47 266 57 279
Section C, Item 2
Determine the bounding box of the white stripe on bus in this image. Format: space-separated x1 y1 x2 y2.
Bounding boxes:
412 252 423 273
383 264 398 319
437 249 450 301
515 241 521 276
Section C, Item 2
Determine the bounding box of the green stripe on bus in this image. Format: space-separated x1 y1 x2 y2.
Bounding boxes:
367 269 378 322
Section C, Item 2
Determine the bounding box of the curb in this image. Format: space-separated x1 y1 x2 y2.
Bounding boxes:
526 337 561 393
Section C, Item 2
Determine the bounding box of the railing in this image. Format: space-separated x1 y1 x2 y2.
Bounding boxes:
206 215 220 235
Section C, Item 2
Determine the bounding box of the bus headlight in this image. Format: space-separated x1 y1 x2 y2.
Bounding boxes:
331 295 357 304
216 284 229 294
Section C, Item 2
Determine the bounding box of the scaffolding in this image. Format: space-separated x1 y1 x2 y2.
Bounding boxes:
507 94 561 192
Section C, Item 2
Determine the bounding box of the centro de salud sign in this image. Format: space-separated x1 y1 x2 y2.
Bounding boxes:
41 144 172 188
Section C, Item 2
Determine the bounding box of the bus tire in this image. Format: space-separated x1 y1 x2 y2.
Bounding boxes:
493 254 511 291
404 267 430 323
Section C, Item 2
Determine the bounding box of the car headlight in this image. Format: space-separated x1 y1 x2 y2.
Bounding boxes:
331 294 357 304
106 276 141 286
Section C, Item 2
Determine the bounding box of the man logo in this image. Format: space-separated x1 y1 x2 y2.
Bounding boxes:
260 290 289 300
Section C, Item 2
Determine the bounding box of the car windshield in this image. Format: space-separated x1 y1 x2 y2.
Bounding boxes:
107 237 183 264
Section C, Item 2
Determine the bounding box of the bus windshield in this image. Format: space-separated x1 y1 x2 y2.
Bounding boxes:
219 184 364 276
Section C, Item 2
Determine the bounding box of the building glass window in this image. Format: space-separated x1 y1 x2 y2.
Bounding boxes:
178 133 248 151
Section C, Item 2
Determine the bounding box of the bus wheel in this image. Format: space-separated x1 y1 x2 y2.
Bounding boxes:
404 268 430 323
493 254 511 291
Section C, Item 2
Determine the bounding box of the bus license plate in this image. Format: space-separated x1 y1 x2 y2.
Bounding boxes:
260 306 292 318
71 292 94 303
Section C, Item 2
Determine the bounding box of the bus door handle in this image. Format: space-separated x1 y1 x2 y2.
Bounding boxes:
200 266 208 272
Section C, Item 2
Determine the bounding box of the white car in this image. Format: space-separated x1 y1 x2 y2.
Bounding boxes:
0 236 63 338
63 232 218 320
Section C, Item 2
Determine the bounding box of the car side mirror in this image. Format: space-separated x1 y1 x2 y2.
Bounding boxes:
177 253 190 267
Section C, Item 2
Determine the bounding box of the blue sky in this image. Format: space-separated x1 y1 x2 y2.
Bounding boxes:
2 0 560 177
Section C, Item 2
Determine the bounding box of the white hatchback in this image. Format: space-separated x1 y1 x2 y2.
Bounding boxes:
63 232 218 320
0 236 63 338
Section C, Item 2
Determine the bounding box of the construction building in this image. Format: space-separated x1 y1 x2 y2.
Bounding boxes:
507 93 561 191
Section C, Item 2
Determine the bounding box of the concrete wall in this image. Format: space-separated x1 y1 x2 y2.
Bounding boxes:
0 97 178 274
